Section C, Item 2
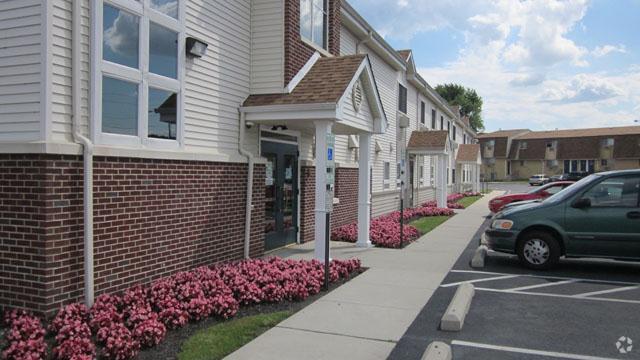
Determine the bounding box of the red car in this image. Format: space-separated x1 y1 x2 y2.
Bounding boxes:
489 181 575 213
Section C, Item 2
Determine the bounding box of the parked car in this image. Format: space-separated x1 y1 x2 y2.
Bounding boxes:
549 174 569 182
529 174 550 186
566 172 590 181
485 170 640 269
489 181 575 213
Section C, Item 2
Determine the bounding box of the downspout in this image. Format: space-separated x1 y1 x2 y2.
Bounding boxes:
355 31 373 54
238 111 255 259
73 0 95 307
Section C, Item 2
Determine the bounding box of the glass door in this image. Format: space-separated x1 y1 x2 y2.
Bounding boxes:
262 141 298 251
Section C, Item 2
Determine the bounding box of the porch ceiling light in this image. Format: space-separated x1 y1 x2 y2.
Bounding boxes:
186 37 208 58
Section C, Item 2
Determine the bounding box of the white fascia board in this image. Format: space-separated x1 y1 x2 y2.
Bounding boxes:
408 149 448 156
242 103 338 122
284 52 321 93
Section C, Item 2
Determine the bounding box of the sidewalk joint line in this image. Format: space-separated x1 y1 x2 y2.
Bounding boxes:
276 325 397 344
317 298 420 311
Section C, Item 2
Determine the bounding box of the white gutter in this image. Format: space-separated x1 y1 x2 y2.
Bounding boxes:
355 30 373 54
238 111 254 259
73 0 94 307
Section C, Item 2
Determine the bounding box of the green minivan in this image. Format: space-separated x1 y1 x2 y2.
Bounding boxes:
485 169 640 269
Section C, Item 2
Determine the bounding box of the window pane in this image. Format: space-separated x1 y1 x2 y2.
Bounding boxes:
583 177 640 207
150 0 178 19
149 88 177 140
150 22 178 79
300 0 312 40
102 76 138 136
311 4 325 48
103 4 140 69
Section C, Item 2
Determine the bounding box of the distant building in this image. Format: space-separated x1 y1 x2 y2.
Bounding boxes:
479 126 640 180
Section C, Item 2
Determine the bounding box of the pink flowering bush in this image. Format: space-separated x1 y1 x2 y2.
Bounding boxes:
331 201 455 248
2 310 47 360
1 257 361 360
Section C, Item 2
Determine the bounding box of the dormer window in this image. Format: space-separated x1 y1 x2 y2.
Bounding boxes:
300 0 328 50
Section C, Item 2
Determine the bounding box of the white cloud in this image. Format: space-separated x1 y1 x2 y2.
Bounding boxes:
541 74 624 103
104 11 139 56
592 44 627 57
510 73 546 87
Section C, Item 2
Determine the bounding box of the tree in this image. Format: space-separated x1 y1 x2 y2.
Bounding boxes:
434 83 484 132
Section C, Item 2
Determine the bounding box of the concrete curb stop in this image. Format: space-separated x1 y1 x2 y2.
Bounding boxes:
421 341 452 360
471 245 488 268
440 283 475 332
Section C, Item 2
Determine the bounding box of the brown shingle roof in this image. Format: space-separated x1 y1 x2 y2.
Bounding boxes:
516 126 640 140
397 50 411 62
456 144 480 162
477 129 530 139
243 55 366 107
407 130 449 151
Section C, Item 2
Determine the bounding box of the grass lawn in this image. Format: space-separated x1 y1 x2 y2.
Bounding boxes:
457 195 482 208
178 311 291 360
410 216 451 235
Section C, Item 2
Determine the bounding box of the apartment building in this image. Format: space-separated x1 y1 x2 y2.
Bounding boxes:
479 127 640 180
0 0 475 314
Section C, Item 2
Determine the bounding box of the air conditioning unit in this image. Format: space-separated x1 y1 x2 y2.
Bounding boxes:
603 138 614 147
547 160 559 167
487 158 496 165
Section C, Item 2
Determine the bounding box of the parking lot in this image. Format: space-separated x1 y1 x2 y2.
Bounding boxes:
390 216 640 360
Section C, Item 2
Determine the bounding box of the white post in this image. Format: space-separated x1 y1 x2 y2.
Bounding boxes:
357 133 372 247
437 154 448 208
314 121 331 261
475 164 481 193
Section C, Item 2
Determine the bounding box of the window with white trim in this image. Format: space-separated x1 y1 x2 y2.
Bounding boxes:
383 161 391 189
95 0 183 147
300 0 328 50
419 164 424 184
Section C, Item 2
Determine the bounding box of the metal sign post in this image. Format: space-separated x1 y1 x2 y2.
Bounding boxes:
324 133 335 291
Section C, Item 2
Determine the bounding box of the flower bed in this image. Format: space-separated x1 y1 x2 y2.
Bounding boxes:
1 257 361 360
422 191 483 209
331 203 454 248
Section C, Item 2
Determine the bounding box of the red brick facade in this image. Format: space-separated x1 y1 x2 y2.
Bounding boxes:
299 166 358 243
284 0 342 84
1 154 265 315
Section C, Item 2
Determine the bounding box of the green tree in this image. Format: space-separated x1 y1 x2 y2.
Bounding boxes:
435 83 484 132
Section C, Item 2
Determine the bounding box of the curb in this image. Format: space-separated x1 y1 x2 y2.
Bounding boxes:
441 283 475 332
471 245 488 268
421 341 452 360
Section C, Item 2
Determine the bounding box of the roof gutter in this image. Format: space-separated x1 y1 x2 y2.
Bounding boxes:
356 30 373 54
73 0 94 307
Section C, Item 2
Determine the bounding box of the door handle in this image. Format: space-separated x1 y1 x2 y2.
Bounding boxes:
628 211 640 220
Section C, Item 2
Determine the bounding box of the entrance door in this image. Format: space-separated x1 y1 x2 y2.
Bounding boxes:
262 141 298 251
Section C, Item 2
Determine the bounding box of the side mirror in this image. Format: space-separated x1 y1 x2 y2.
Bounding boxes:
572 198 591 209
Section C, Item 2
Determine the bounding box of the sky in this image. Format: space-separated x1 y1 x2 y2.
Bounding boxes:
349 0 640 132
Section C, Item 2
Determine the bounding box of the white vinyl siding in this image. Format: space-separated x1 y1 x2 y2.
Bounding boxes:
340 26 357 56
0 0 42 142
250 0 284 94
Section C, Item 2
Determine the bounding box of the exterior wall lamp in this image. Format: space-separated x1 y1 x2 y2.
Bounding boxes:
186 37 208 58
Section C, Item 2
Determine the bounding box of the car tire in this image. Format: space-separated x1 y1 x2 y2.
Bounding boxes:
516 231 561 270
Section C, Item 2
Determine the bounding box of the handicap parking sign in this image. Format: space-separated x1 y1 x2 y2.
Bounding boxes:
327 148 333 161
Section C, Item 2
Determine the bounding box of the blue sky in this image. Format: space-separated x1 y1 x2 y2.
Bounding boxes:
349 0 640 132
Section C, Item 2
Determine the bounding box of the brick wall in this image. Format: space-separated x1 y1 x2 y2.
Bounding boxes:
299 166 358 244
1 154 265 315
283 0 342 84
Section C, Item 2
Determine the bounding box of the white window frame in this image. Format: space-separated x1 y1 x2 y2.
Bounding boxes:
92 0 186 149
383 161 390 189
419 164 424 185
300 0 328 51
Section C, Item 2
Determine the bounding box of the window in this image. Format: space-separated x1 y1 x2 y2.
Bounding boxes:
582 176 640 208
463 133 467 144
452 169 456 184
520 142 528 150
601 159 608 167
453 125 457 141
507 161 512 175
419 165 424 184
440 116 444 130
383 162 390 189
420 101 426 125
96 0 183 146
430 162 435 186
431 109 436 129
300 0 327 49
398 84 408 114
396 162 402 187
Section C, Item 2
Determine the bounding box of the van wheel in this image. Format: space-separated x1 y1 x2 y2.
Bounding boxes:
517 231 560 270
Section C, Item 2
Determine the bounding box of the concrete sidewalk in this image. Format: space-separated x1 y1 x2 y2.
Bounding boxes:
226 192 499 360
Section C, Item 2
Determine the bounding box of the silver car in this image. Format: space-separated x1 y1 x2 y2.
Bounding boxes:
529 174 549 186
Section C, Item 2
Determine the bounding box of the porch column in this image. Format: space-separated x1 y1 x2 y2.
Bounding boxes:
437 154 448 208
314 121 331 261
357 133 372 248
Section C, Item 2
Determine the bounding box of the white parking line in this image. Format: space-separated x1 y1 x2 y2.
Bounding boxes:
451 269 640 287
574 285 640 298
440 275 519 288
508 279 578 292
452 340 621 360
475 287 640 305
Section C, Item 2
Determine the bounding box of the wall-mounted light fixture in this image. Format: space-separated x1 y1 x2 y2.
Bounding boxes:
186 37 208 58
